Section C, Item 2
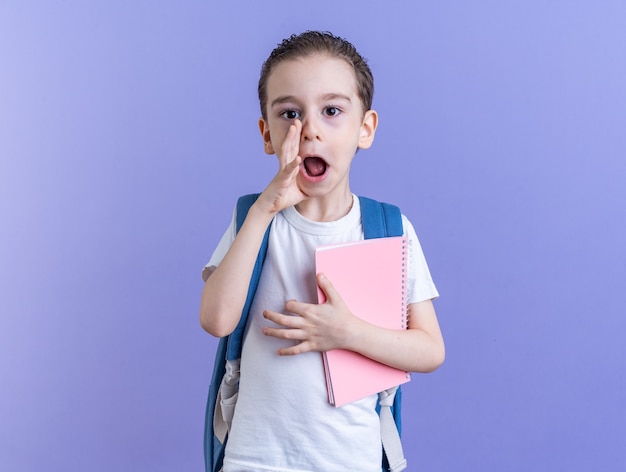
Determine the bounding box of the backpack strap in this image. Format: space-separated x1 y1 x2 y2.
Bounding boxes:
359 196 403 239
359 196 407 472
225 194 271 360
380 387 407 472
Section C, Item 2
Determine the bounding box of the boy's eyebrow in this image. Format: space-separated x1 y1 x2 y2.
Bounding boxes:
270 96 297 107
270 93 352 108
322 93 352 103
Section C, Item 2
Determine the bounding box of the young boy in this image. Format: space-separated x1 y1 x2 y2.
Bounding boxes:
200 31 445 472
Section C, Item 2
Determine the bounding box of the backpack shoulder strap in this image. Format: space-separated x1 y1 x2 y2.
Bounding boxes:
235 193 260 232
359 196 403 239
359 196 407 472
226 193 271 360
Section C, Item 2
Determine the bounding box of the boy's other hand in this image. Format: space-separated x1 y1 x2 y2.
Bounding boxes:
257 119 308 215
261 273 358 356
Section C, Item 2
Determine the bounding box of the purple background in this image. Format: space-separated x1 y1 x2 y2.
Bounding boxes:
2 1 625 471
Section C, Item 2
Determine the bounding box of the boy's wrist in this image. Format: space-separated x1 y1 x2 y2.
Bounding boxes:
247 199 279 225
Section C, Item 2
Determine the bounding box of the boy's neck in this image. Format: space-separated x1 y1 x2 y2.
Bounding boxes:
294 192 354 222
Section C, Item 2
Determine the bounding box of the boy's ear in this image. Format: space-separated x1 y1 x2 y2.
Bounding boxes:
258 118 275 155
357 110 378 150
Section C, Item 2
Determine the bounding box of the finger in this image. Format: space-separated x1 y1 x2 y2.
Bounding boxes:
281 123 296 167
262 326 306 342
286 121 301 167
280 120 302 169
316 273 338 304
263 309 302 328
291 119 302 154
263 325 291 338
284 298 313 316
284 153 302 179
276 342 312 356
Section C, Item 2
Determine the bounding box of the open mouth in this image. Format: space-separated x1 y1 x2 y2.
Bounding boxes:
303 156 328 177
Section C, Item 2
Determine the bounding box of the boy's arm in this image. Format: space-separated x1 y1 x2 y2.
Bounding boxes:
200 203 276 337
262 274 445 373
200 121 306 337
343 299 445 373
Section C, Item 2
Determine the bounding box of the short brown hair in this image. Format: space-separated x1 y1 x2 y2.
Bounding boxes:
258 31 374 119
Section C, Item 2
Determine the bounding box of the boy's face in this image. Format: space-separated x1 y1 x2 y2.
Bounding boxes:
259 54 378 202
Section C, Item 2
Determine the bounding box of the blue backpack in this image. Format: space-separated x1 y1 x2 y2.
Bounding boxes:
204 194 408 472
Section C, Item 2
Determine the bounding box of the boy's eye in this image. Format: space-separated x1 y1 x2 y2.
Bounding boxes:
280 110 301 120
324 106 341 117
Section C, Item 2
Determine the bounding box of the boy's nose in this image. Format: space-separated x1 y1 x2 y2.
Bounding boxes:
300 116 321 142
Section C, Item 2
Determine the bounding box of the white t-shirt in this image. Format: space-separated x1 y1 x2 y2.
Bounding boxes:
206 196 438 472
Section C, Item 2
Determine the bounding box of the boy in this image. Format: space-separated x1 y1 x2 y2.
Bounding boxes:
200 31 445 471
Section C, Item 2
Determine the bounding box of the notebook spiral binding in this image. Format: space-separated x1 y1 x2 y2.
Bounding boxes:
401 237 408 329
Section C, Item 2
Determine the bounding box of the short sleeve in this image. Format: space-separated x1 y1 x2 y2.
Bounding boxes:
201 206 237 280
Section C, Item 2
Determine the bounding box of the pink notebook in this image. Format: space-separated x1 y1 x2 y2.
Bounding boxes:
315 236 410 407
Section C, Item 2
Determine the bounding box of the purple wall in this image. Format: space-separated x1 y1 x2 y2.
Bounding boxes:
2 1 625 471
